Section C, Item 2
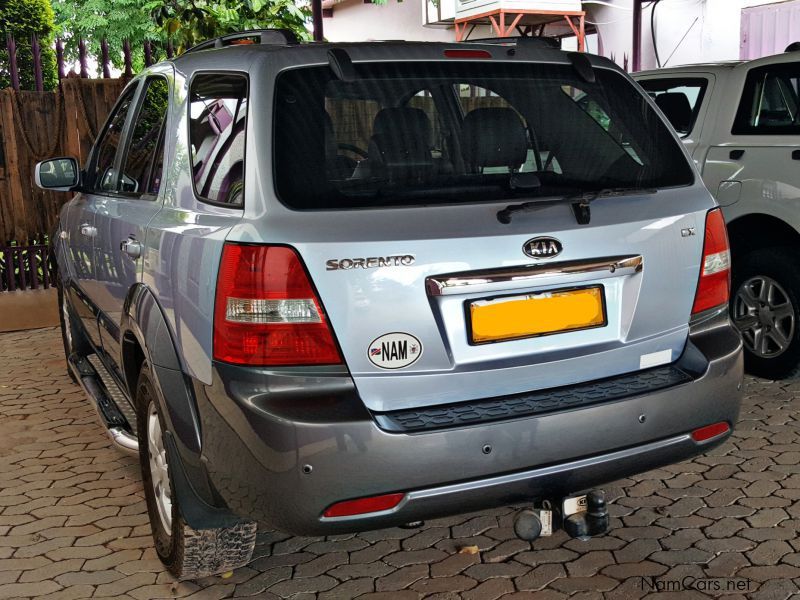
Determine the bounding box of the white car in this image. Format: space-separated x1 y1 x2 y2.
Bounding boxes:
637 53 800 379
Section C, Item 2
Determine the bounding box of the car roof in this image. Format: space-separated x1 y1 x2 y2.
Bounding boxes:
159 39 624 77
636 50 800 78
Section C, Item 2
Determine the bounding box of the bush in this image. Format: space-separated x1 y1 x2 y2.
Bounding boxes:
0 0 59 90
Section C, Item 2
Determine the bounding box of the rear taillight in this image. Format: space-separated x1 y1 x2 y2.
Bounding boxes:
692 208 731 315
213 243 342 366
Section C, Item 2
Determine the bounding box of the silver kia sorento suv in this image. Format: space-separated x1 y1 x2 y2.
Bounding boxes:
37 30 743 579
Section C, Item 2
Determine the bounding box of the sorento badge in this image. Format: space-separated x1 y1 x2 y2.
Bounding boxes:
367 333 423 369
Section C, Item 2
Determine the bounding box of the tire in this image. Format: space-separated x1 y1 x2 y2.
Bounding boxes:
135 363 257 580
57 283 91 383
731 247 800 380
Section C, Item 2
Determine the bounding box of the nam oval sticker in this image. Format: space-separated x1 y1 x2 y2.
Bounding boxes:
367 333 423 370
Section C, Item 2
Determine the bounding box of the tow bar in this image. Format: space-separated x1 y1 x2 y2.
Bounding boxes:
514 490 609 542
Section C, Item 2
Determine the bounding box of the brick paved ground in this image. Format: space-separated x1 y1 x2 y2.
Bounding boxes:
1 328 799 599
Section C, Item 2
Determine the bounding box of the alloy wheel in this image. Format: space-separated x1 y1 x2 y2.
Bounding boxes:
147 403 173 533
733 275 795 358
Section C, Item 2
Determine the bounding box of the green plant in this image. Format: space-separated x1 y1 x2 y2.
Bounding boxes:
151 0 311 53
51 0 164 73
0 0 59 90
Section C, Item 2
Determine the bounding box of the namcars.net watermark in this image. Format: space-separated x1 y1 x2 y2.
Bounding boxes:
640 575 753 593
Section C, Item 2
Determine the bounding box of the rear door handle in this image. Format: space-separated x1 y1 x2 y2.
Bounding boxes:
79 223 97 238
792 150 800 160
120 237 143 260
729 149 745 160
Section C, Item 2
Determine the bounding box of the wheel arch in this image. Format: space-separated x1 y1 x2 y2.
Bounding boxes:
727 213 800 261
120 283 239 529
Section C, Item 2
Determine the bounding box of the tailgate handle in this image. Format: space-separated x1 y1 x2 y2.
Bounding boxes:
426 255 642 297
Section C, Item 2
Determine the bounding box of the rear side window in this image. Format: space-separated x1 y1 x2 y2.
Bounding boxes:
274 62 694 211
734 63 800 134
189 74 248 206
638 77 708 137
118 77 169 197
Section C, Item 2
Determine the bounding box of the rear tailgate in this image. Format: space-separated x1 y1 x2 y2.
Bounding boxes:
279 191 708 412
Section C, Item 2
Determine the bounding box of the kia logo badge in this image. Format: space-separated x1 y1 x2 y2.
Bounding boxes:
523 237 563 259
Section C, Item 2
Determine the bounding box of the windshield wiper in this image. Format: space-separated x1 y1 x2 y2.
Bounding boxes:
496 187 657 225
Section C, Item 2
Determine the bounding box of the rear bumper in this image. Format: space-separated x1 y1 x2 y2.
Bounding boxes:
193 310 742 535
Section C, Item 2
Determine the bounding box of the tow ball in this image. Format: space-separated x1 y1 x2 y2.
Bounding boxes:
513 490 609 542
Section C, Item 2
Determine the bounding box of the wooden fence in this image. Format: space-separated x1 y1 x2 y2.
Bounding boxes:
0 78 126 244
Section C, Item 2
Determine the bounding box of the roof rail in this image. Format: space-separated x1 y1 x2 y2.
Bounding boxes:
183 29 299 55
463 36 560 50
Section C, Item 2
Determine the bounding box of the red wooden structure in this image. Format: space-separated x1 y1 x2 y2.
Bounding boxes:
454 8 586 48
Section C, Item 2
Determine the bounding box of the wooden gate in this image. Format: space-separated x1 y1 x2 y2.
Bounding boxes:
0 78 126 244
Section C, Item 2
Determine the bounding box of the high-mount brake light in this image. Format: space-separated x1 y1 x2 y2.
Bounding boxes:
443 49 492 59
692 208 731 315
213 244 342 366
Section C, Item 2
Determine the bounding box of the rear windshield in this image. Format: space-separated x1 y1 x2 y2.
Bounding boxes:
638 77 708 136
274 62 693 210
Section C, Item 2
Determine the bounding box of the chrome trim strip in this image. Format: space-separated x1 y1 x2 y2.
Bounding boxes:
426 255 643 297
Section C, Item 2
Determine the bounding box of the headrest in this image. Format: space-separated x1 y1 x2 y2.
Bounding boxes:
655 93 693 133
372 107 432 146
461 108 528 170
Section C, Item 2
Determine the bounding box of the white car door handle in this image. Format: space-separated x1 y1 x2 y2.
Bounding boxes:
79 223 97 238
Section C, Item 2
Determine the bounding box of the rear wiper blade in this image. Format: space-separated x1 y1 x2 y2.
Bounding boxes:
496 187 657 225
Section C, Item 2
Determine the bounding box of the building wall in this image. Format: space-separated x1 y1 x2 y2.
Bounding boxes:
588 0 790 71
323 0 494 42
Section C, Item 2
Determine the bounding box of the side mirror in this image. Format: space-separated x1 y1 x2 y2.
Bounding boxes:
35 157 80 191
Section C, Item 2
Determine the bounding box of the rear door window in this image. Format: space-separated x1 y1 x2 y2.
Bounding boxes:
734 63 800 134
638 77 708 137
189 73 248 206
90 86 137 192
274 62 694 211
117 77 169 198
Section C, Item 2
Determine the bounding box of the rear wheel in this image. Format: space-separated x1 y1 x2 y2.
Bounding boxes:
136 364 257 580
732 248 800 379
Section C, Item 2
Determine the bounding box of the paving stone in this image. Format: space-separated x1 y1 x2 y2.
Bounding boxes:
18 557 85 583
746 540 794 565
565 551 615 577
318 577 374 599
411 573 477 594
463 561 528 581
429 553 479 577
514 563 566 591
292 551 347 577
384 548 448 567
375 564 429 591
0 580 63 599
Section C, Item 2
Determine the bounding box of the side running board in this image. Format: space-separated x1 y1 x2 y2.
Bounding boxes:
68 354 139 454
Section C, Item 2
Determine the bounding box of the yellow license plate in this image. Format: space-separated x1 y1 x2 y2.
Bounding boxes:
469 286 606 344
